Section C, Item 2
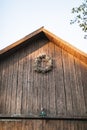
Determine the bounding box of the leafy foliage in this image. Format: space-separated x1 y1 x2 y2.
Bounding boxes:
70 0 87 38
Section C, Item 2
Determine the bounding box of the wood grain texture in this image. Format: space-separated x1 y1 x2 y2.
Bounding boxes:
54 45 66 116
43 28 87 64
0 120 86 130
0 35 87 118
62 50 73 116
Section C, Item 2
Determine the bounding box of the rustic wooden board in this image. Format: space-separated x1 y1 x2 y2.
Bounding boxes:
74 58 86 116
48 42 56 116
0 61 3 113
11 52 19 114
16 49 23 114
54 45 66 116
6 56 14 114
0 120 87 130
0 36 87 118
80 62 87 115
62 50 73 116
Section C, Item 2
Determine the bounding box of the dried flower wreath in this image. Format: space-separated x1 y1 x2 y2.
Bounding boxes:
34 54 53 73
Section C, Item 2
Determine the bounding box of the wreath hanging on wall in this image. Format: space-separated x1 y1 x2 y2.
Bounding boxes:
34 54 53 73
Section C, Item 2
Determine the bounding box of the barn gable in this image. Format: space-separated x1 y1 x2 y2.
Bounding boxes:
0 27 87 64
0 27 87 120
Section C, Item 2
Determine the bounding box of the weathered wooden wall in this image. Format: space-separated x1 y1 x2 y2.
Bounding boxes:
0 120 86 130
0 34 87 118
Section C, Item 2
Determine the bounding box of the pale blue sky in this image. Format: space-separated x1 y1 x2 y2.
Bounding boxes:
0 0 87 53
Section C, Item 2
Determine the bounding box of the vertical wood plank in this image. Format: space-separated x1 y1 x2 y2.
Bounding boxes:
63 53 80 116
16 50 24 114
11 52 19 114
28 55 34 115
14 121 18 130
38 39 48 114
84 120 87 130
80 62 87 116
8 121 15 130
68 54 79 117
70 121 75 130
14 121 22 130
6 56 14 114
63 120 68 130
74 58 86 116
32 40 39 116
21 48 28 114
2 121 6 130
40 41 49 115
5 58 11 114
0 121 2 130
3 59 9 114
0 61 3 114
48 42 56 116
62 51 73 116
27 44 34 115
33 120 42 130
25 120 33 130
54 45 66 116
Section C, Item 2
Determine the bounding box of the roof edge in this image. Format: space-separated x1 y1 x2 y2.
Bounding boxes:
0 27 87 64
43 28 87 64
0 26 44 55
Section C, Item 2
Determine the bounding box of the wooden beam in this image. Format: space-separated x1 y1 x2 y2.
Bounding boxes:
43 29 87 64
0 26 44 55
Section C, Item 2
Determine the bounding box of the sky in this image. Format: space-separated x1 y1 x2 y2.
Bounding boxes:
0 0 87 53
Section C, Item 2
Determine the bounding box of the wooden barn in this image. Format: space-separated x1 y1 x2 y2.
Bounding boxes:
0 27 87 130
